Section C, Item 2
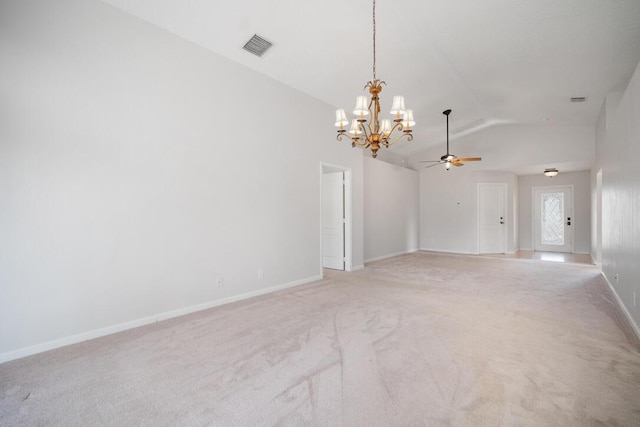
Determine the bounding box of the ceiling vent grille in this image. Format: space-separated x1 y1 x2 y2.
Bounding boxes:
242 34 273 57
570 97 587 103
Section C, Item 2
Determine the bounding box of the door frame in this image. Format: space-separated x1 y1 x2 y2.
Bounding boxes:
320 162 353 273
531 185 575 253
477 183 508 254
595 169 602 264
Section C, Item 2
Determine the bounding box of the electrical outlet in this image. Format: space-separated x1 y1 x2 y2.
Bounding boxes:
216 276 224 287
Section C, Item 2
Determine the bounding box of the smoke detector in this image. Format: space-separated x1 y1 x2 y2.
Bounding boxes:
242 34 273 57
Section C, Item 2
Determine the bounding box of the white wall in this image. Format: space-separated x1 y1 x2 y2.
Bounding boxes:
0 0 365 360
591 91 622 264
363 158 419 262
371 148 413 169
518 171 591 253
592 61 640 333
419 167 518 254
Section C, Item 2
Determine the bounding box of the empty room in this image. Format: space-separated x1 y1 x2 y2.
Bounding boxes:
1 0 640 425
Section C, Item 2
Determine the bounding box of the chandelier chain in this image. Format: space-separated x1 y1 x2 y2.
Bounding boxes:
373 0 376 80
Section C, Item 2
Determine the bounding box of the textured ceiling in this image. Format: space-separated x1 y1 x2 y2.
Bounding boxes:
102 0 640 160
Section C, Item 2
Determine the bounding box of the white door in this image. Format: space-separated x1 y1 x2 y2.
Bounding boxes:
322 172 345 270
534 186 574 253
478 183 507 254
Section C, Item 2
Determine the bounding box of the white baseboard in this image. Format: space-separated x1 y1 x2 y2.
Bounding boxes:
0 274 322 365
364 249 418 264
419 247 476 255
350 264 365 271
518 249 591 255
602 272 640 342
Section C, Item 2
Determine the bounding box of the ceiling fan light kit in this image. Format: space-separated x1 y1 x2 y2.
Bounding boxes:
334 0 414 158
419 109 482 170
544 168 559 177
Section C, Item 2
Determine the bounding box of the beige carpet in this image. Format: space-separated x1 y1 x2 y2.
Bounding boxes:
1 252 639 426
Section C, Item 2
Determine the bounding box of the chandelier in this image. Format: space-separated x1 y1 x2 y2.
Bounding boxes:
334 0 414 158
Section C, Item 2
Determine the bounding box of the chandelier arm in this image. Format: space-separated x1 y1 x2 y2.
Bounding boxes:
379 122 405 146
383 132 413 147
337 133 370 148
388 121 405 135
354 138 371 148
366 121 374 136
364 95 377 135
367 98 375 123
360 115 373 136
358 120 371 140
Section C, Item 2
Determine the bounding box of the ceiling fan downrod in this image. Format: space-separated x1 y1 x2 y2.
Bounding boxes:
441 109 453 169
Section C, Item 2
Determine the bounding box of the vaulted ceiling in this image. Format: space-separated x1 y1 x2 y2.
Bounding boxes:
102 0 640 161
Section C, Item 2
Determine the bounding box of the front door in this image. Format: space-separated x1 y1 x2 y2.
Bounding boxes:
533 186 574 253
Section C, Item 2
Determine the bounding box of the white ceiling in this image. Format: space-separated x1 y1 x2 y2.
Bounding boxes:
102 0 640 161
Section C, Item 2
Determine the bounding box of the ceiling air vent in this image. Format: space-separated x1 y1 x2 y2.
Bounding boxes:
570 97 587 103
242 34 273 57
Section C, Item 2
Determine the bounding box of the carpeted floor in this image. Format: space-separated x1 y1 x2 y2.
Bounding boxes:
1 252 639 426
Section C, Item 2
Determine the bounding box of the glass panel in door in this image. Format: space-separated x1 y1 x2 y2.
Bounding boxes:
541 192 564 246
533 186 574 253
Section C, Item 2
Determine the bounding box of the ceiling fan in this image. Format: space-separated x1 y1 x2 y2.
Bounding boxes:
420 109 482 170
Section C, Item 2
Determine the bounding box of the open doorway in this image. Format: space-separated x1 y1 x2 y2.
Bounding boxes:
320 163 352 272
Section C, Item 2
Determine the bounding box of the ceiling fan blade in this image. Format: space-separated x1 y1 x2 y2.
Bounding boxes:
418 160 443 163
424 162 444 169
455 157 482 162
453 162 464 167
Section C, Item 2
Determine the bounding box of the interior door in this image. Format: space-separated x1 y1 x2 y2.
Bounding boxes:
533 186 574 253
322 172 345 270
478 183 507 254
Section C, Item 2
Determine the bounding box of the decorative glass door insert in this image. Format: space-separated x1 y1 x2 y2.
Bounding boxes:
533 186 573 253
541 192 564 245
